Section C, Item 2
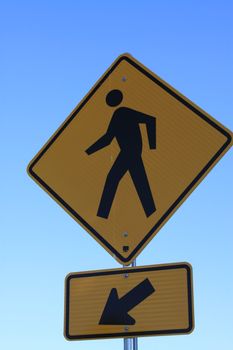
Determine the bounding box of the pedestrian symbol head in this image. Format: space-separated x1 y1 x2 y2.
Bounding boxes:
106 89 123 107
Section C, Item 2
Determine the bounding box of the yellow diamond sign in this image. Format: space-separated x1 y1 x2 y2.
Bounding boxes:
28 54 232 264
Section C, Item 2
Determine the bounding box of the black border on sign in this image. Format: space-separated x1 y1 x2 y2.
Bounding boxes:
28 55 232 264
64 263 194 340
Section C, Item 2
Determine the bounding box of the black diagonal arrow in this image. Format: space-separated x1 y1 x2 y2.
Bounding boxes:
99 278 155 325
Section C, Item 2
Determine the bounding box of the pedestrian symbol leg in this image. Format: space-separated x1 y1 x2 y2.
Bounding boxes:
97 154 128 218
128 157 156 217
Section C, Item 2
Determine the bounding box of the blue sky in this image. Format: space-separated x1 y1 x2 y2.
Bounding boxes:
1 1 233 349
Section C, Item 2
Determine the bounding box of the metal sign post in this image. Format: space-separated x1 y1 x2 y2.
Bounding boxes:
124 259 138 350
124 338 132 350
132 260 138 350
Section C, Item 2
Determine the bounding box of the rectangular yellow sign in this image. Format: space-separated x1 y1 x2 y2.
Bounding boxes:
64 263 194 340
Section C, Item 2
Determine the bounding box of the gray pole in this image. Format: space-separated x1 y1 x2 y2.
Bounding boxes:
123 261 132 350
123 259 138 350
124 338 132 350
123 265 132 350
132 260 138 350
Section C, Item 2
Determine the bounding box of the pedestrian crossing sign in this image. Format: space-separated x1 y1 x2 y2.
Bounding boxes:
28 53 232 265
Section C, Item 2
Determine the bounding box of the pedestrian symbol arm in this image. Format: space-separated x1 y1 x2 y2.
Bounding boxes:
134 110 156 149
86 123 115 155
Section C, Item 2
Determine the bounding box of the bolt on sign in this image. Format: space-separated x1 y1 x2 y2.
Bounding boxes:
27 53 233 265
64 263 194 340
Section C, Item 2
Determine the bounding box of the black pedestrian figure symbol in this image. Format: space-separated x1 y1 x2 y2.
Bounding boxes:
86 89 156 219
